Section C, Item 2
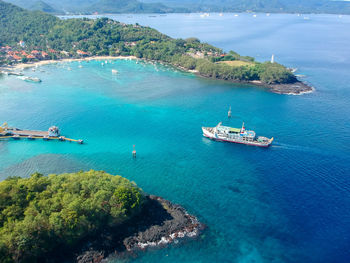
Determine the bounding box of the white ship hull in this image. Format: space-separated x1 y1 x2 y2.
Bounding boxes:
202 127 273 147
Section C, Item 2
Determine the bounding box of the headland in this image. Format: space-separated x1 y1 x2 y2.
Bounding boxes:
0 1 314 96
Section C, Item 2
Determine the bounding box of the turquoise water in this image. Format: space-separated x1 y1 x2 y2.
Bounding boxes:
2 14 350 262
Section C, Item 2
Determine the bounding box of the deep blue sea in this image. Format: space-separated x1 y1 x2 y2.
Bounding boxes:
1 13 350 263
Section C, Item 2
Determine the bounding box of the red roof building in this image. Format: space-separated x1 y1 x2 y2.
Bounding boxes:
77 50 89 56
12 55 21 60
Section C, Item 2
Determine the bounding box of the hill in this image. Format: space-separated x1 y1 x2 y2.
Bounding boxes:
3 0 184 14
0 170 144 262
0 0 309 94
141 0 350 14
87 0 185 14
0 170 203 262
29 0 61 13
4 0 350 14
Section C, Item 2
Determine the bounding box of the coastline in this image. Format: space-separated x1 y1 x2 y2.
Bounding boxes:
249 80 314 95
73 195 204 263
1 56 137 71
1 55 314 95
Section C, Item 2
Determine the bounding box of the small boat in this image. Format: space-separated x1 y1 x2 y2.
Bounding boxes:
27 136 35 140
12 134 20 140
78 65 83 68
112 69 118 74
18 76 41 83
202 122 273 147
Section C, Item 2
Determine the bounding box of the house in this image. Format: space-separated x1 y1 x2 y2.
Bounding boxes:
26 54 36 60
76 50 89 56
31 50 40 56
60 51 70 56
12 55 21 61
41 51 49 59
18 41 26 48
124 42 137 47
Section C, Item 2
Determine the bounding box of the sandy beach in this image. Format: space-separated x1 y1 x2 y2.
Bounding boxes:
2 56 137 70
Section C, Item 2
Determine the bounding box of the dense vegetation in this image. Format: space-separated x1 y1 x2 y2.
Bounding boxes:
0 0 297 84
4 0 350 14
0 170 144 262
3 0 186 14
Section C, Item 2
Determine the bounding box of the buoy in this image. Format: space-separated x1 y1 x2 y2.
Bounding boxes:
228 106 232 118
132 145 136 158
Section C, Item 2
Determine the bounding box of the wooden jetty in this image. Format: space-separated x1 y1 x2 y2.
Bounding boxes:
0 123 83 144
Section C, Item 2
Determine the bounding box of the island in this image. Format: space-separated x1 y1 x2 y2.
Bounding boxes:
0 1 313 95
0 170 203 262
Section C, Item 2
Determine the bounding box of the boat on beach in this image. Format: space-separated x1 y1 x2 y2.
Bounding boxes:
202 122 273 147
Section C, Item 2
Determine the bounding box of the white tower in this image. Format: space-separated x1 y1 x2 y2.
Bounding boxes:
271 54 275 63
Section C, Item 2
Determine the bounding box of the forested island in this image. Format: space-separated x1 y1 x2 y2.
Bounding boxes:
0 1 312 94
0 170 203 262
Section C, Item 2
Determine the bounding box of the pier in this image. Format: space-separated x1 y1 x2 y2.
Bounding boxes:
0 123 83 144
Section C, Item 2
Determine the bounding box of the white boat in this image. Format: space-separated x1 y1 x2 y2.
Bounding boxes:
202 122 273 147
18 76 41 83
112 69 118 74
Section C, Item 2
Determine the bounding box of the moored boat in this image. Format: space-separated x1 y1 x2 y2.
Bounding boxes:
202 122 273 147
18 76 41 83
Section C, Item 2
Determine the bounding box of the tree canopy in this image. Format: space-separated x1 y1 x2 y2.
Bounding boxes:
0 170 144 262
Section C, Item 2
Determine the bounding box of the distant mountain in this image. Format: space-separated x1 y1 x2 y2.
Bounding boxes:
29 0 61 13
3 0 350 14
3 0 186 14
3 0 61 13
87 0 187 14
142 0 350 14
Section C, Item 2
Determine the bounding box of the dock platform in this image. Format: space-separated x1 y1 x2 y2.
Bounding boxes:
0 124 84 144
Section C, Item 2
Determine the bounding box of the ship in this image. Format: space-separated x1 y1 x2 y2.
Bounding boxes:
202 122 273 147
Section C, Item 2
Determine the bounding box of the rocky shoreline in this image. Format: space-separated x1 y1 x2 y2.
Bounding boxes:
188 70 314 95
262 80 314 95
74 195 204 263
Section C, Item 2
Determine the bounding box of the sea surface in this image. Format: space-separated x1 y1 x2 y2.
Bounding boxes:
1 13 350 263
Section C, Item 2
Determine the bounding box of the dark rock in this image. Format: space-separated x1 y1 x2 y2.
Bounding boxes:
73 195 204 262
266 81 314 95
77 250 105 263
